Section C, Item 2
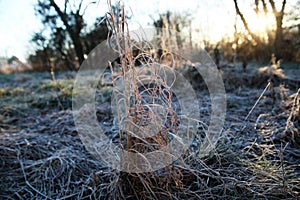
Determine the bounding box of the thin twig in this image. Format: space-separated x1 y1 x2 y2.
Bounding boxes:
240 81 271 133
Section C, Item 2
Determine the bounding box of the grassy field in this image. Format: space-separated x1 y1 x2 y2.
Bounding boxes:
0 64 299 199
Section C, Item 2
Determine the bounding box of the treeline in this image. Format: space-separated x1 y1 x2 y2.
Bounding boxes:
217 26 300 66
27 0 300 72
28 0 109 72
28 0 189 72
223 0 300 65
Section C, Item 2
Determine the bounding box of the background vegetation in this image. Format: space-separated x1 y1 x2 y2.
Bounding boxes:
22 0 300 73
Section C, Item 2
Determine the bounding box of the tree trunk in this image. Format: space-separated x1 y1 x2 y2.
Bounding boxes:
274 16 284 58
69 32 85 65
269 0 286 59
49 0 85 66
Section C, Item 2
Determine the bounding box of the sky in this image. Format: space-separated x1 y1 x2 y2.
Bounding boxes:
0 0 41 62
0 0 296 63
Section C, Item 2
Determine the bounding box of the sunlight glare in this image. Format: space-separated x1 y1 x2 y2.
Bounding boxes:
248 13 274 35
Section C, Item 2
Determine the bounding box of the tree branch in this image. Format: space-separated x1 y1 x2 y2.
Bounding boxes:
64 0 68 13
280 0 286 14
269 0 277 14
261 0 268 15
50 0 70 30
233 0 261 44
255 0 259 14
77 0 84 14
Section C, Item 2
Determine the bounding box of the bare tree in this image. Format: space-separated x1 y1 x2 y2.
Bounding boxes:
49 0 86 65
269 0 286 58
233 0 287 58
35 0 95 65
